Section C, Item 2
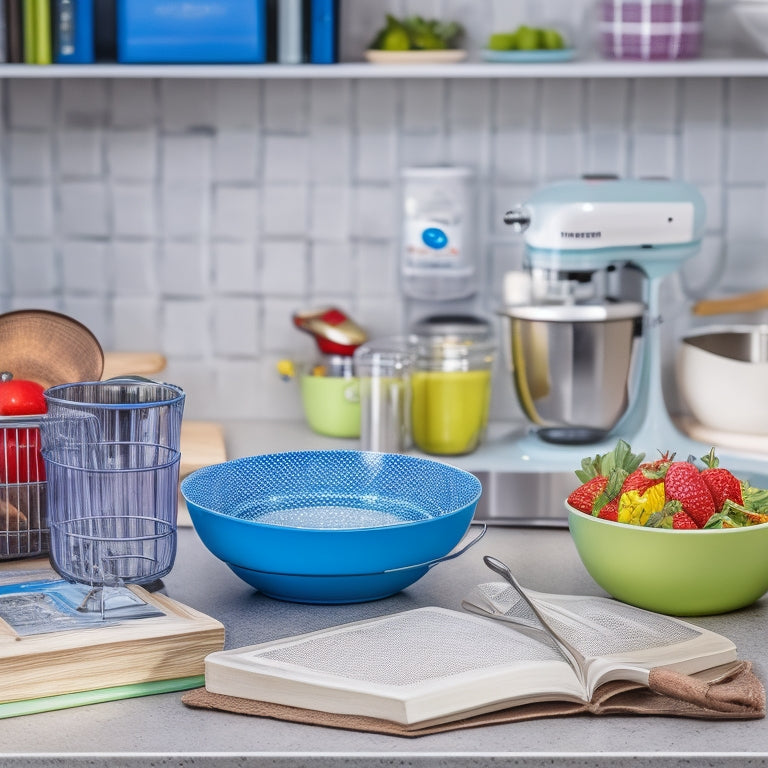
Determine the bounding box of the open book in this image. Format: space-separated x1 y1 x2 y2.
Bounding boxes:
202 556 739 729
0 559 225 716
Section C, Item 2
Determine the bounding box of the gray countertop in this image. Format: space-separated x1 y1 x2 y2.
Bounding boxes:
2 419 768 766
1 525 768 767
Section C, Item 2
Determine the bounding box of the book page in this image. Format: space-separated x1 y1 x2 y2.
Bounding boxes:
527 591 737 692
463 573 737 697
205 607 585 725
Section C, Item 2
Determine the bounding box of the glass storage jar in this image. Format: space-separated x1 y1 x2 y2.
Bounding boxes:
409 316 496 456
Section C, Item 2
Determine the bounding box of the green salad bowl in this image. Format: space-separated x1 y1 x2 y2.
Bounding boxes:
567 502 768 616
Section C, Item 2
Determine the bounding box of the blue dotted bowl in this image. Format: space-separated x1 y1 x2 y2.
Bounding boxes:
180 450 482 603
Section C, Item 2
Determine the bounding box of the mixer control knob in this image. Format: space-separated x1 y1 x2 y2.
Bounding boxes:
504 206 531 232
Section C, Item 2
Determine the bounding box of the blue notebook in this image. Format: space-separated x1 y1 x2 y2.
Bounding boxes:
309 0 337 64
53 0 95 63
117 0 267 63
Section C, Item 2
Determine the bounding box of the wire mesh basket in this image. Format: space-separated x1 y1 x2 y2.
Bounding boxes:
0 416 48 560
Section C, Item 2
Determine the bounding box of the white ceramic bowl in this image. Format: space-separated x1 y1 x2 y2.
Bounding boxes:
676 325 768 435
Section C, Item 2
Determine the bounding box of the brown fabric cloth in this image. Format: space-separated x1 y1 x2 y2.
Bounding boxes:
181 660 765 738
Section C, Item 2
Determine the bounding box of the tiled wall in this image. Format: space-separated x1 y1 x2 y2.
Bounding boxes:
0 0 765 423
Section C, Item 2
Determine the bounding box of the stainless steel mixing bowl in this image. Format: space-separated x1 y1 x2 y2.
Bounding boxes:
500 302 645 444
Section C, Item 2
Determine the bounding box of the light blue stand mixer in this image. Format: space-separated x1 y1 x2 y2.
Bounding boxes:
499 177 768 481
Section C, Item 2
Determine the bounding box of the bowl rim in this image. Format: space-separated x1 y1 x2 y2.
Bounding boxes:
566 502 768 534
181 449 483 532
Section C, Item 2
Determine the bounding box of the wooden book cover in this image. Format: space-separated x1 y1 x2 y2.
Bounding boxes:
0 559 225 711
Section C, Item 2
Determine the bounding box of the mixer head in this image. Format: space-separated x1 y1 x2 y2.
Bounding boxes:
505 177 707 282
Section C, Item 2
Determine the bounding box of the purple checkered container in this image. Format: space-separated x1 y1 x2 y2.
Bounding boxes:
599 0 704 60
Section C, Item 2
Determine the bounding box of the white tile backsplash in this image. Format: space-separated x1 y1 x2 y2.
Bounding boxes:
213 132 260 183
58 129 103 178
263 135 310 182
213 241 259 294
8 132 52 180
261 184 308 237
58 180 110 237
111 80 157 129
112 183 156 237
10 241 58 294
212 185 259 240
261 240 307 295
10 184 54 237
2 57 768 423
108 130 157 180
160 241 210 297
60 240 109 294
112 241 158 296
160 181 209 238
213 296 260 357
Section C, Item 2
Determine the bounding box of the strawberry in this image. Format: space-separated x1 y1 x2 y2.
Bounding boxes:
700 448 743 513
664 460 715 528
645 499 698 530
568 476 608 515
672 511 698 529
568 440 645 516
597 498 618 522
620 451 672 495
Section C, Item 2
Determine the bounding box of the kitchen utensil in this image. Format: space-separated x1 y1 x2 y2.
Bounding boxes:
692 287 768 316
292 307 367 357
493 177 768 528
43 378 185 450
180 450 483 603
0 309 104 388
598 0 704 60
0 415 47 560
409 315 495 456
502 302 645 444
500 178 706 455
43 441 180 588
300 369 360 438
567 502 768 615
354 337 413 453
223 526 484 604
676 325 768 435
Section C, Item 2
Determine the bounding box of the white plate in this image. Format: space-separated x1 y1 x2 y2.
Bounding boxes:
365 49 467 64
481 48 576 63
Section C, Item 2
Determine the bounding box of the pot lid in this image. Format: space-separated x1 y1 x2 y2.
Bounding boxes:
0 309 104 388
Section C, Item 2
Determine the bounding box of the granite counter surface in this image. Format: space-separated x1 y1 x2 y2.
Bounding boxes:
1 420 768 766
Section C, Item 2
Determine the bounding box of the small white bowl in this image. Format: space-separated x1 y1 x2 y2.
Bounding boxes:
676 325 768 435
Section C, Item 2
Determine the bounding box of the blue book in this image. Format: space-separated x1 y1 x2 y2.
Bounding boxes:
309 0 337 64
117 0 267 63
53 0 95 63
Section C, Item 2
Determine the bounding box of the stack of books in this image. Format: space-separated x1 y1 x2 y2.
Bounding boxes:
1 0 340 65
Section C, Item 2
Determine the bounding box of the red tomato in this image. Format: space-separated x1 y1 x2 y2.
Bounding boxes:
0 373 47 484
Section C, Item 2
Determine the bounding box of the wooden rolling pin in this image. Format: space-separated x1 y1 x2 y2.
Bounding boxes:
101 352 167 380
693 288 768 316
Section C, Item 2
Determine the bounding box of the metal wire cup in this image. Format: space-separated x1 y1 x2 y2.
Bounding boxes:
43 442 181 589
43 378 185 450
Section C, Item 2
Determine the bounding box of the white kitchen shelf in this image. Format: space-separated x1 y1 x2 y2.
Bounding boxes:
1 55 768 78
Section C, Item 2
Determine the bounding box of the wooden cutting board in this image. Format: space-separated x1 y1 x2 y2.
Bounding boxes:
102 352 167 380
178 421 228 527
